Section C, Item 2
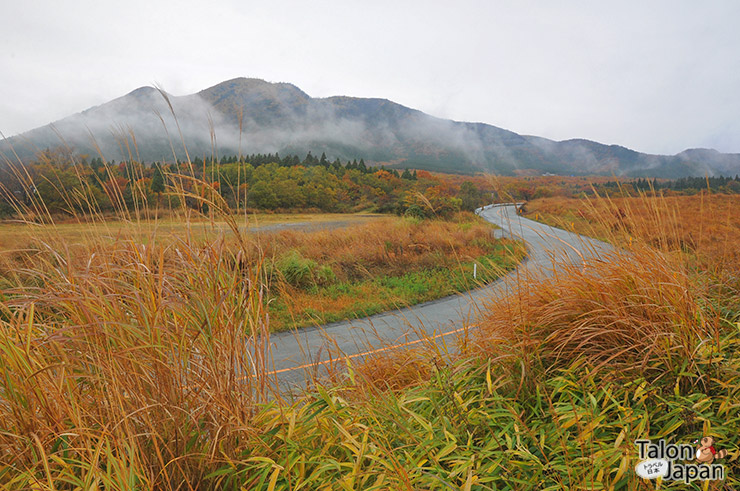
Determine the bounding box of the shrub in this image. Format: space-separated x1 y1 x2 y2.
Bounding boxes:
275 250 318 287
403 204 426 220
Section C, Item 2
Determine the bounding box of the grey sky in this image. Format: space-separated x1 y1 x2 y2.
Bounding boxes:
2 0 739 155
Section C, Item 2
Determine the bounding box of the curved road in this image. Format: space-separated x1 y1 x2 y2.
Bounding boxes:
267 203 614 392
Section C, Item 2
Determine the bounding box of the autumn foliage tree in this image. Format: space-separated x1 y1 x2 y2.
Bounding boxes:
0 147 496 218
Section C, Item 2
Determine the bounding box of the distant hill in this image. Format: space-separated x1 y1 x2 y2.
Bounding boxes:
2 77 739 177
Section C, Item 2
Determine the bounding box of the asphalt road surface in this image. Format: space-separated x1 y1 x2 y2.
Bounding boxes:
266 203 614 393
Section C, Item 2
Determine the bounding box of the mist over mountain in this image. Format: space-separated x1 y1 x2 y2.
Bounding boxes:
2 78 739 177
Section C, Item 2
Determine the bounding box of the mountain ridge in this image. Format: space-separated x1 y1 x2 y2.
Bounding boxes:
2 77 739 177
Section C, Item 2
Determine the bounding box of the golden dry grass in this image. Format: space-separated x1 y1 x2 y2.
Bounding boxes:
476 245 717 385
0 234 272 488
0 211 379 263
263 213 506 282
221 212 523 330
523 193 740 273
470 192 738 396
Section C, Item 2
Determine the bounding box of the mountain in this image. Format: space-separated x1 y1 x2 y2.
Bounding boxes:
2 77 739 177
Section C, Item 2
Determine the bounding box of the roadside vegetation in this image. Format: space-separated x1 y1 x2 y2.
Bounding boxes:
0 208 522 334
0 139 738 488
264 213 523 330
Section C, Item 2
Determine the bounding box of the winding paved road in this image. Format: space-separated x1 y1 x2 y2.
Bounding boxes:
267 203 613 393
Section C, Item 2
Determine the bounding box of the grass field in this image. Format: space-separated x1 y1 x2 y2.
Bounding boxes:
0 211 381 250
522 193 740 272
0 188 738 489
263 213 523 330
0 210 522 332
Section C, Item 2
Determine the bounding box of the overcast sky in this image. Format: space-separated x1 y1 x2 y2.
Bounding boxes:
2 0 740 155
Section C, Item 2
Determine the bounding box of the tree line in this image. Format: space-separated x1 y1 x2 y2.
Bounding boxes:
0 148 486 219
600 175 740 194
